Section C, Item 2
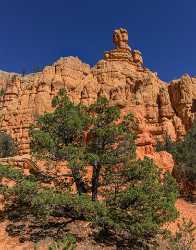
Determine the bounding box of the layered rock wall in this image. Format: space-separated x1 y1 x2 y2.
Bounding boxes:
0 28 195 157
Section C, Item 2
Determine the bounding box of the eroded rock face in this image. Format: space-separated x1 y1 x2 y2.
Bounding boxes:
0 28 195 158
169 74 195 130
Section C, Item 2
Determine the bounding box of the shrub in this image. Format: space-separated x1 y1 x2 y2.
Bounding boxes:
156 135 175 154
0 163 178 248
163 219 196 250
0 90 179 248
0 88 5 97
0 132 17 158
46 234 76 250
156 122 196 199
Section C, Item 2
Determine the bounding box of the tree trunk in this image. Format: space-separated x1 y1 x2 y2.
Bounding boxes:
71 168 87 195
92 160 101 201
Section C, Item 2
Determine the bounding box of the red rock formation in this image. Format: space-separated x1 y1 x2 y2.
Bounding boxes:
0 30 195 247
0 28 195 160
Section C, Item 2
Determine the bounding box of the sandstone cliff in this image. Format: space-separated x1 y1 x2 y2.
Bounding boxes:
0 28 195 159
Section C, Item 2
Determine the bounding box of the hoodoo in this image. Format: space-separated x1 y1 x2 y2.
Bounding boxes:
0 28 195 158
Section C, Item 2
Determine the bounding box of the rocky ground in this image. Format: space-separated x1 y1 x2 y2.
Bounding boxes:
0 198 194 250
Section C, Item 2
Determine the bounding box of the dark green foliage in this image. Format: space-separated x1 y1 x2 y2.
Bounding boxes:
172 122 196 183
0 90 179 248
156 135 175 154
30 90 90 160
86 97 137 200
30 90 137 199
30 90 91 195
46 234 76 250
157 122 196 198
34 234 76 250
0 132 17 158
0 163 178 249
95 158 178 248
0 164 24 181
0 164 110 243
0 88 5 97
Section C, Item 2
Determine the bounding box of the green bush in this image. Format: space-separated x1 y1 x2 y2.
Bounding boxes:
47 234 76 250
0 88 5 97
172 122 196 184
156 135 174 153
156 122 196 198
0 163 178 248
34 234 76 250
0 132 17 158
0 90 179 248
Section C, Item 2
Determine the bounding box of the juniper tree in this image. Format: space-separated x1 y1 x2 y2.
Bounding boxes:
86 98 137 200
99 157 178 248
30 90 137 200
0 158 178 248
28 89 179 247
30 89 90 195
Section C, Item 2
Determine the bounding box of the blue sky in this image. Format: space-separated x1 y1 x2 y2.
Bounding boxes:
0 0 195 82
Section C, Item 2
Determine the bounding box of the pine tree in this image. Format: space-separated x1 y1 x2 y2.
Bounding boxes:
156 122 196 199
26 89 179 247
30 89 90 195
30 90 137 200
